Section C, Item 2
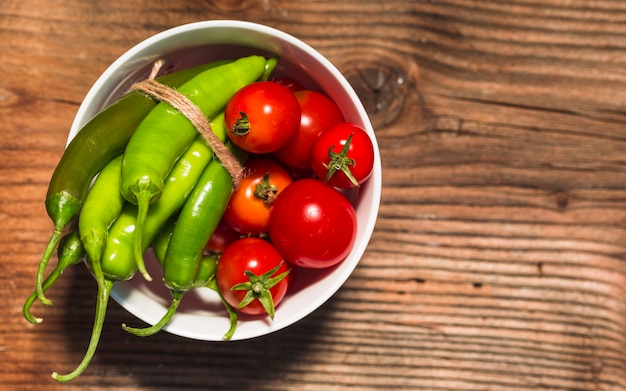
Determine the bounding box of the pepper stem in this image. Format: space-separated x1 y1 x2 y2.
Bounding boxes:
35 230 62 306
24 269 62 324
121 290 184 337
205 276 238 340
51 279 114 382
25 225 86 323
133 191 153 281
83 231 108 306
24 263 72 324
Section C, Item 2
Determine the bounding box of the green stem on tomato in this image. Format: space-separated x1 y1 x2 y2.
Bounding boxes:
323 133 359 187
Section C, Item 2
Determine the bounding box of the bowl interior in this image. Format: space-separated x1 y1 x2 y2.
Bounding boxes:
68 20 381 341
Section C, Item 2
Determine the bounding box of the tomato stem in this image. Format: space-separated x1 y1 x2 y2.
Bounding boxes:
230 261 289 319
251 281 264 293
323 133 359 187
253 172 278 205
232 112 251 136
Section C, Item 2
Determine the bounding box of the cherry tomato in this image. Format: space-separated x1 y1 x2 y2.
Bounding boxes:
310 122 375 188
205 219 240 254
269 178 357 269
274 90 344 169
216 237 291 317
223 158 293 235
225 81 301 154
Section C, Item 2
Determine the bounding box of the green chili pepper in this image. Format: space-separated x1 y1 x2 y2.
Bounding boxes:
23 224 85 324
134 248 226 337
99 204 142 281
165 159 234 290
78 154 126 297
152 217 218 288
105 132 230 342
141 113 227 239
192 253 239 340
120 55 268 282
123 158 235 338
35 60 229 305
51 204 138 383
149 218 238 339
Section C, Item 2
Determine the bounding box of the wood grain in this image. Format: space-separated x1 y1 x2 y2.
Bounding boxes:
2 0 626 389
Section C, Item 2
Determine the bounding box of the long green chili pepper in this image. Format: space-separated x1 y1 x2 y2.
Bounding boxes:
51 204 139 383
123 158 235 337
141 113 227 241
153 221 219 289
150 217 238 339
23 224 85 324
78 154 126 297
165 160 234 290
120 55 269 281
35 60 230 305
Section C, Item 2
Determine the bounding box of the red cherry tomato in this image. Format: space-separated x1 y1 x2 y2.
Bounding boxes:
225 81 301 154
274 90 344 169
223 158 293 235
205 219 240 254
216 237 292 317
269 178 357 269
310 122 375 188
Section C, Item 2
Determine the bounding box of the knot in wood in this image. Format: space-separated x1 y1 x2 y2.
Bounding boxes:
554 190 569 209
344 62 407 129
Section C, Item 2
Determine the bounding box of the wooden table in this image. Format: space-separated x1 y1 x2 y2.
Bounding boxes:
2 1 626 390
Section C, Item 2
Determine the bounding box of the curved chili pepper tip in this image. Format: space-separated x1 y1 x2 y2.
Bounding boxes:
51 279 114 382
34 231 62 306
24 225 85 324
121 290 183 337
24 266 63 324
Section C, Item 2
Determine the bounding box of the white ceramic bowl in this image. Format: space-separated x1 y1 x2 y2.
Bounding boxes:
67 20 381 341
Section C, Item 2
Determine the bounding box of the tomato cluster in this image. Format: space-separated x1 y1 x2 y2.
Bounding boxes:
212 80 375 318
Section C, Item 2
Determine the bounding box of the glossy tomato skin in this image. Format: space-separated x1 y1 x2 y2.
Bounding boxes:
225 81 301 154
216 237 291 316
223 158 293 235
274 90 344 169
269 178 357 269
310 122 375 188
